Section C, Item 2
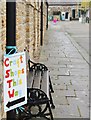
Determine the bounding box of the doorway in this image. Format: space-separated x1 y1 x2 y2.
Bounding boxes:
72 9 75 18
65 12 68 19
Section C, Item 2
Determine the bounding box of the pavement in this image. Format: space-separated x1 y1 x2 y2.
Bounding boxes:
38 21 89 118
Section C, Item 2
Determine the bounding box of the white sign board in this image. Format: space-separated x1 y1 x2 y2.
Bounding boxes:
4 52 27 112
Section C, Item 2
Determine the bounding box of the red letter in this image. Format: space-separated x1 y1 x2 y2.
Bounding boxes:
7 80 12 88
22 68 24 74
8 89 14 98
5 70 10 78
4 58 9 67
20 56 23 63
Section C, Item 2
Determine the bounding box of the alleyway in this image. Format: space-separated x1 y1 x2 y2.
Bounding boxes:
39 21 89 118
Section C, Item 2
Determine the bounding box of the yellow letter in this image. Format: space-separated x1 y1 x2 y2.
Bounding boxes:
18 70 21 77
19 79 22 85
17 59 19 67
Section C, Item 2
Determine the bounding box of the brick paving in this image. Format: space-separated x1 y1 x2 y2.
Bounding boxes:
39 21 89 118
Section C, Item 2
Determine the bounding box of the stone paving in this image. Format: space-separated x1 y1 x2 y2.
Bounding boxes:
38 21 89 118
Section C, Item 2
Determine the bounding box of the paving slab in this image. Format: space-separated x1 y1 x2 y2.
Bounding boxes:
48 64 67 69
50 69 70 76
53 83 67 90
67 98 89 118
67 84 89 91
53 96 68 105
52 90 76 98
75 91 89 106
67 64 89 69
53 77 71 85
52 105 80 118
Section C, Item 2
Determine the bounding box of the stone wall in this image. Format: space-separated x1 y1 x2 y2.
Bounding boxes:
0 1 47 119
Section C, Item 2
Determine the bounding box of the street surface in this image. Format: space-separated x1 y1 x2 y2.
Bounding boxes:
38 21 89 118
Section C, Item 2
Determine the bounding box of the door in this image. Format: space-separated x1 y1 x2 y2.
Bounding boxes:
65 12 68 19
72 9 75 18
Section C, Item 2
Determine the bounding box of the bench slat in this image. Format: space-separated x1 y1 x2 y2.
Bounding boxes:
27 70 34 88
41 71 49 98
27 69 49 98
33 71 41 88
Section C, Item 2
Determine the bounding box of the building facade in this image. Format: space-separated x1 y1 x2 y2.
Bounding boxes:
48 4 82 21
0 0 48 119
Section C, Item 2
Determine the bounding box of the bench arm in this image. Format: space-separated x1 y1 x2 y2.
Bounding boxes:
28 59 48 71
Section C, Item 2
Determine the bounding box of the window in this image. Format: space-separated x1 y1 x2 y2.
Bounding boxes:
53 11 61 15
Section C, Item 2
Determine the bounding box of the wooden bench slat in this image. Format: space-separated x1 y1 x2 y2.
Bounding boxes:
27 69 49 98
33 71 41 88
27 70 34 88
41 71 49 98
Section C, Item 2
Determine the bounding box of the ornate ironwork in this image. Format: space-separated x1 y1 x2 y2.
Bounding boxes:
15 88 54 120
28 59 48 72
27 88 53 119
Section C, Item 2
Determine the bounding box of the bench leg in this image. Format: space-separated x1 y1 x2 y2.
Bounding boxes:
49 76 54 93
47 102 54 120
49 91 55 109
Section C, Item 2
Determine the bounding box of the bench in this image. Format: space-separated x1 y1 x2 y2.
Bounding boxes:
15 58 55 120
26 59 55 120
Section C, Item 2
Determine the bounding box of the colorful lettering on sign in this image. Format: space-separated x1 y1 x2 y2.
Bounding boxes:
4 58 9 67
8 89 14 98
5 70 10 78
8 89 22 98
4 55 23 68
7 79 12 88
7 78 23 88
4 55 25 99
18 68 24 77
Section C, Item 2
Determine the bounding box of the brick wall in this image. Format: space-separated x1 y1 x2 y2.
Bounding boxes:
16 2 26 51
43 3 47 38
0 1 6 119
0 1 47 119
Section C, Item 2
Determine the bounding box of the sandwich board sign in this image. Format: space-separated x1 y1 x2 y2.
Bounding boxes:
4 52 27 112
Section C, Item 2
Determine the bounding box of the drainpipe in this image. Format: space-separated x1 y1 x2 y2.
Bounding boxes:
6 1 16 120
40 1 43 46
46 2 48 30
6 1 16 54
